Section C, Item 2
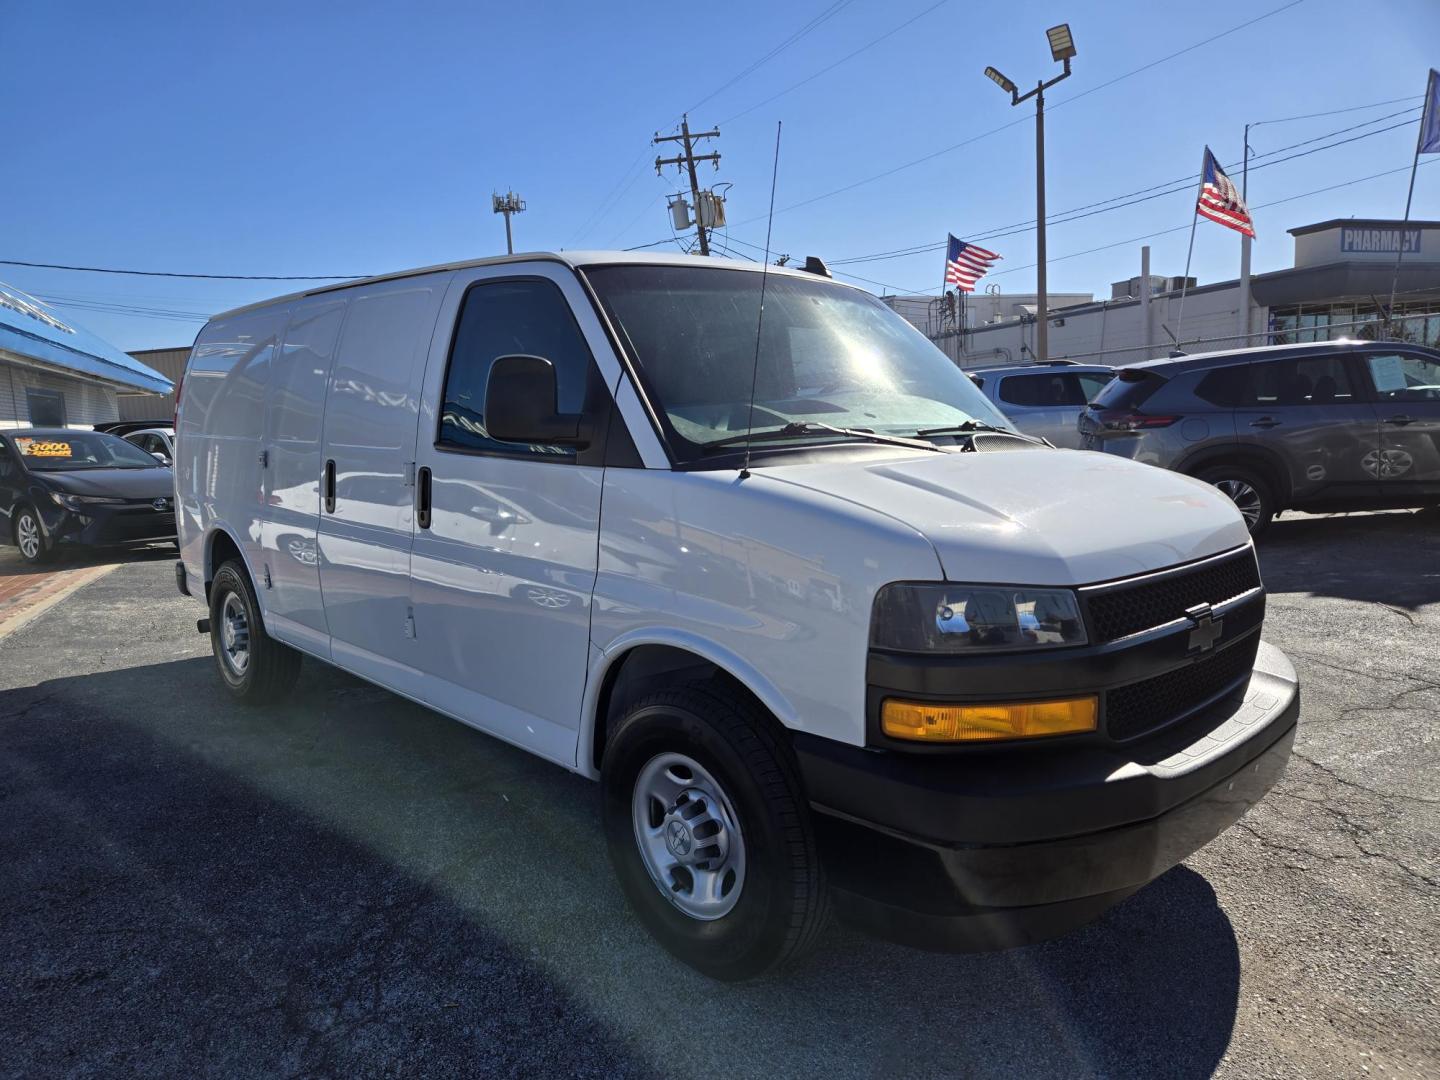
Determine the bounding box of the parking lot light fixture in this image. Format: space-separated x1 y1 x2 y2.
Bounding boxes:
1046 23 1076 63
982 23 1077 362
984 66 1018 98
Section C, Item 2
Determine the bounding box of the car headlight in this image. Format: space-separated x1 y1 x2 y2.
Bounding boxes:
871 582 1088 653
51 492 126 512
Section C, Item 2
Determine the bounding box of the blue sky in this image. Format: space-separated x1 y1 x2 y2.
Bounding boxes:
4 0 1438 351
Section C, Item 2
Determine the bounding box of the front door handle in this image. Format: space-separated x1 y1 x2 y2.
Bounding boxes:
323 459 336 513
1249 417 1281 429
1383 415 1417 426
416 467 432 530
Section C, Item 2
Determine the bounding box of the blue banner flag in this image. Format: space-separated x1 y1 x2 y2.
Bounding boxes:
1421 69 1440 154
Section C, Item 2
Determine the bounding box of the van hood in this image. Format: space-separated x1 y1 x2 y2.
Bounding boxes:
761 447 1250 586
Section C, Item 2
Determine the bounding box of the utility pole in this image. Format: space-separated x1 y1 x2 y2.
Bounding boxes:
655 115 720 256
492 190 526 254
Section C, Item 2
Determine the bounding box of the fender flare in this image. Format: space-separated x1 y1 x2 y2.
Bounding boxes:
577 627 801 780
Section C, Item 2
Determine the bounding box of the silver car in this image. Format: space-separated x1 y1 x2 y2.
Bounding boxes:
1077 340 1440 535
971 361 1115 448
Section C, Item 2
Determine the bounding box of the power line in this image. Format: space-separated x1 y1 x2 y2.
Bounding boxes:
683 0 857 117
730 0 1307 228
984 157 1439 280
1249 94 1423 128
0 258 365 281
718 0 952 126
830 108 1422 266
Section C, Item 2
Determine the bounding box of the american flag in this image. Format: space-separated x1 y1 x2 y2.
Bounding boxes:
1195 147 1255 238
945 235 1001 292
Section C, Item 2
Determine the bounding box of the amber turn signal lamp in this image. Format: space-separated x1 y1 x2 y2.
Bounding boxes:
881 696 1098 742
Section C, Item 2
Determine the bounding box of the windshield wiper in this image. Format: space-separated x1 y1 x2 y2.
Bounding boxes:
703 421 947 454
914 420 1014 437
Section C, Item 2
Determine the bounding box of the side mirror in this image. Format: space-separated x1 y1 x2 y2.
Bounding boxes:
151 451 170 464
484 355 588 448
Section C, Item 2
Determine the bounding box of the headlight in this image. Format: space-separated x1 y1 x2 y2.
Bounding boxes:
51 492 126 512
871 582 1087 652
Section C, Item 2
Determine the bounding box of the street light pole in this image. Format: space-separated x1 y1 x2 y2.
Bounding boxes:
1034 82 1048 364
984 23 1075 363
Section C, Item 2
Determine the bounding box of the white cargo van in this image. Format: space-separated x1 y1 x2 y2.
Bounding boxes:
174 252 1298 980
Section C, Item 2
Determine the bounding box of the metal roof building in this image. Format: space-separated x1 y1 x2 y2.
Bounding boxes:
0 281 171 429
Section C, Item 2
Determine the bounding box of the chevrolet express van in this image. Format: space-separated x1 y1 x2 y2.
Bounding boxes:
174 252 1298 980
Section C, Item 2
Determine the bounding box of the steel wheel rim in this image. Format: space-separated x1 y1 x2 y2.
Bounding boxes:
1213 478 1262 528
219 592 251 677
17 514 40 559
631 752 746 921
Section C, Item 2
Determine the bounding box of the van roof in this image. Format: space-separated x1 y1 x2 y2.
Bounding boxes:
209 251 855 322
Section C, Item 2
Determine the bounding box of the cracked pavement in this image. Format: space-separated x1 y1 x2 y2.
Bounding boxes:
1 509 1436 1078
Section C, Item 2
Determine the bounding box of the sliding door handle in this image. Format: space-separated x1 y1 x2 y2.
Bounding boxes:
323 459 336 513
416 467 432 530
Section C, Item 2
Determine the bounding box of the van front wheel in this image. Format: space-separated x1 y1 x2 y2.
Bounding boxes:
208 559 301 705
601 684 829 981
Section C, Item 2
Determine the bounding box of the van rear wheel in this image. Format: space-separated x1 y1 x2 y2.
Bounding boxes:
601 684 829 981
1196 465 1275 537
208 559 301 705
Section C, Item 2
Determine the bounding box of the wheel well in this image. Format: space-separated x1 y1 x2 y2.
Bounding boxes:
1180 450 1290 507
205 529 244 600
590 644 775 772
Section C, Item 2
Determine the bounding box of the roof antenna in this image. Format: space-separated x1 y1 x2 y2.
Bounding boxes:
739 121 782 481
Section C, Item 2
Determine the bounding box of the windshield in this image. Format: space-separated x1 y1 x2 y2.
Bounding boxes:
585 264 1015 461
10 431 165 471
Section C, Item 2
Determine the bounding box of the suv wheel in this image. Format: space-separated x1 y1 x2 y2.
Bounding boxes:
601 684 829 980
14 506 54 564
1197 465 1275 537
208 559 302 704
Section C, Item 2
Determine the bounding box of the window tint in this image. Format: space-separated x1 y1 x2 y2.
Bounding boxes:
1365 352 1440 401
998 373 1088 407
439 279 595 456
1193 365 1249 407
1245 354 1355 406
1075 372 1112 404
1091 369 1164 410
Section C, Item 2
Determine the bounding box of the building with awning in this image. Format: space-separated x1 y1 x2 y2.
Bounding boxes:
0 281 172 428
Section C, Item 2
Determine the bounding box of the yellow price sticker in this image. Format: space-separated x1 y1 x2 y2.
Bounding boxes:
16 439 72 457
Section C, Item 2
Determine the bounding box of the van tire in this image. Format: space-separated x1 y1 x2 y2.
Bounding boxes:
208 559 301 705
601 684 829 981
1196 464 1275 537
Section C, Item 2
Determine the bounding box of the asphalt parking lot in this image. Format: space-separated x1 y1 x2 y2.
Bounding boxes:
1 511 1437 1079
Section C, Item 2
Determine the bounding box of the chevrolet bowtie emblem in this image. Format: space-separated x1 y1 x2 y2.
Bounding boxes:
1186 602 1223 652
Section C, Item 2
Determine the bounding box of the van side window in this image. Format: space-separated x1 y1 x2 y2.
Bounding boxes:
438 279 594 457
1244 354 1355 406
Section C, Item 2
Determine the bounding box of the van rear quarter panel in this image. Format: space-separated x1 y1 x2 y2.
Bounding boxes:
590 468 942 750
176 305 292 586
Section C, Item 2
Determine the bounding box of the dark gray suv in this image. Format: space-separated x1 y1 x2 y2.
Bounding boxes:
1077 340 1440 535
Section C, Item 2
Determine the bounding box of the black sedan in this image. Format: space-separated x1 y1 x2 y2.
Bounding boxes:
1 428 177 564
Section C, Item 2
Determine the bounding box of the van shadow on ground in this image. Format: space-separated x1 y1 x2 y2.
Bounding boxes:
1259 508 1440 611
1 656 1242 1078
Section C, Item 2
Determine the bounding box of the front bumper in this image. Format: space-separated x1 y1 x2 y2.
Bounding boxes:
795 639 1298 952
41 502 176 548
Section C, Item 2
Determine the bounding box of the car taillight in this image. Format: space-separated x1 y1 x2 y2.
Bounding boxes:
1094 409 1179 431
